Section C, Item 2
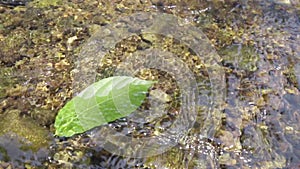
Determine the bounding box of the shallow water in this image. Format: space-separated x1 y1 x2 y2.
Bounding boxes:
0 0 299 168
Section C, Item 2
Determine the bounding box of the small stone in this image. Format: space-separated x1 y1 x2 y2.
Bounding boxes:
219 153 237 165
67 36 78 44
55 59 70 71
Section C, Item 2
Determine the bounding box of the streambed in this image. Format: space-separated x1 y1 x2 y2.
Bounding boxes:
0 0 299 168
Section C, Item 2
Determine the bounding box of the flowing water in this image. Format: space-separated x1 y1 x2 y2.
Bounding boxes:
0 0 299 168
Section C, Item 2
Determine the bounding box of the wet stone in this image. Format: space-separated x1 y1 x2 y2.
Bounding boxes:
219 44 259 72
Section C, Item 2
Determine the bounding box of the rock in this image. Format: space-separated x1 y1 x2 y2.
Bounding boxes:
0 109 51 151
219 45 259 72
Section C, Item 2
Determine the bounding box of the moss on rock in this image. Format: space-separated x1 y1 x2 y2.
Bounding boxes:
0 109 51 151
219 45 259 72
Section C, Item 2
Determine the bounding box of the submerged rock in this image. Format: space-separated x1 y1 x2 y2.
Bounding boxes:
0 109 53 167
219 45 259 72
0 109 51 151
0 0 30 7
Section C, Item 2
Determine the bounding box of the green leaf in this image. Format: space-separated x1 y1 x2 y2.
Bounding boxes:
54 76 156 137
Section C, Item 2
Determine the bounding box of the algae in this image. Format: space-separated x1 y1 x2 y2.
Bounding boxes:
28 0 62 8
0 110 50 151
219 45 259 72
0 0 299 168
